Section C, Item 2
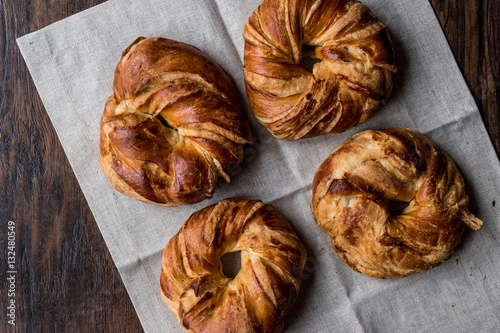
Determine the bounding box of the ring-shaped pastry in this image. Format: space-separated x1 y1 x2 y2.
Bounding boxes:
312 128 482 278
160 199 307 332
244 0 397 140
99 38 252 206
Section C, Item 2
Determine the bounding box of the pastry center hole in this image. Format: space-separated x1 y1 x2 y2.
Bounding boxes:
220 251 242 279
388 201 411 216
157 114 173 129
299 44 321 73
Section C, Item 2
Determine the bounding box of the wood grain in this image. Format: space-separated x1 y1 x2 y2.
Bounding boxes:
0 0 498 332
430 0 500 154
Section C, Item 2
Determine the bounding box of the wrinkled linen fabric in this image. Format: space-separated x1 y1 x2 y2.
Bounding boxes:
17 0 500 332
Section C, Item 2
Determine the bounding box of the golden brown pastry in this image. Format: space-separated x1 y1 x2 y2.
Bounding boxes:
243 0 397 140
311 128 482 278
99 37 252 206
160 199 307 332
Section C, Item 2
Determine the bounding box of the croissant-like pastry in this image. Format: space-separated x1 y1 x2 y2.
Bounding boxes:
99 37 252 206
311 128 482 278
243 0 397 140
160 199 307 332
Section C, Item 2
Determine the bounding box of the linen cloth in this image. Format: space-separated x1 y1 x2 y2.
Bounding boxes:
17 0 500 332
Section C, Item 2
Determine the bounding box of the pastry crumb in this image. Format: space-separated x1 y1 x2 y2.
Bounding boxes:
451 305 454 308
483 275 486 279
455 259 458 265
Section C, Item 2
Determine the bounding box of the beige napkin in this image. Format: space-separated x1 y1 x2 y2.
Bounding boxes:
18 0 500 331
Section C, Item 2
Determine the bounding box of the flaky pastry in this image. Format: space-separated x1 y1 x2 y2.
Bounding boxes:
243 0 397 140
160 199 307 332
99 37 252 206
312 128 482 278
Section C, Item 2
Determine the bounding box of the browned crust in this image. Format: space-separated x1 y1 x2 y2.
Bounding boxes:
160 199 307 332
243 0 397 140
99 37 252 206
311 128 482 278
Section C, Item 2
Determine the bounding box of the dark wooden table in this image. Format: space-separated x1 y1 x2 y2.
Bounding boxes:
1 0 498 331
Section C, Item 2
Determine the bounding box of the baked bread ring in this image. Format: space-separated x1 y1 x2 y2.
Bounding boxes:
243 0 397 140
99 37 252 206
160 199 307 332
311 128 482 278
